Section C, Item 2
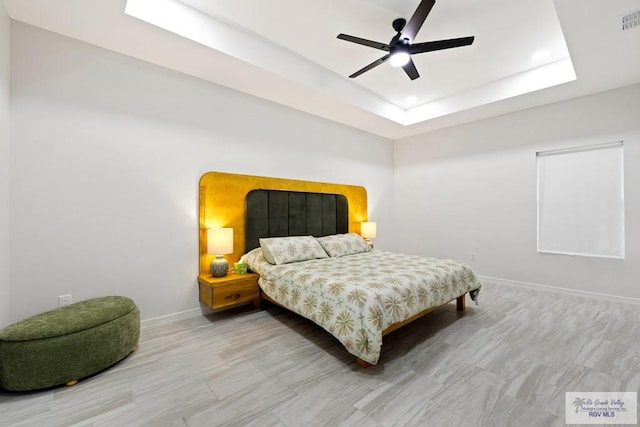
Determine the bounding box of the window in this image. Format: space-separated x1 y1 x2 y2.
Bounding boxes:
537 142 625 259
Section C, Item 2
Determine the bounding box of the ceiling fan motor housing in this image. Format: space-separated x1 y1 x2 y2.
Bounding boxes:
389 39 411 66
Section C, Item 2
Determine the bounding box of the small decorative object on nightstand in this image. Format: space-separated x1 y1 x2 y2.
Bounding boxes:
361 221 377 247
198 273 260 310
233 262 248 274
207 228 233 277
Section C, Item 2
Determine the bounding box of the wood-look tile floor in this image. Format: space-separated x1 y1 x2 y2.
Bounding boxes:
1 282 639 426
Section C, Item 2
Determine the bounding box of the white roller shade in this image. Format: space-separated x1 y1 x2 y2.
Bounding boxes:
537 142 625 259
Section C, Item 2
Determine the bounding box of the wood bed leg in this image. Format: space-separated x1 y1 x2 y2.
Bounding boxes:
356 357 371 369
456 295 466 312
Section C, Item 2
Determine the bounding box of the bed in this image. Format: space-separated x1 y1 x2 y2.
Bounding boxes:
240 188 481 367
197 172 481 367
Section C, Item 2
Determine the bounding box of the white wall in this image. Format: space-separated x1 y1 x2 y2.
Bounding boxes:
0 5 10 328
9 22 394 323
394 84 640 301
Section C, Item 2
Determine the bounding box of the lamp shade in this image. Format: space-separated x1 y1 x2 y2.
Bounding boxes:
361 222 377 239
207 228 233 255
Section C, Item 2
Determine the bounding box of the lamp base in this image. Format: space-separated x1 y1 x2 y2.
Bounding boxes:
210 256 229 277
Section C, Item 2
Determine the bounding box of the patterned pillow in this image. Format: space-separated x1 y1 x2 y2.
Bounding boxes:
316 233 371 257
259 236 328 265
240 247 264 270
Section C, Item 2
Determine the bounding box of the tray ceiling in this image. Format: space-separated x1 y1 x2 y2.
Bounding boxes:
4 0 640 138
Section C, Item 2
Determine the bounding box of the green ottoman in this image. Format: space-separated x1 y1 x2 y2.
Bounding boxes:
0 296 140 391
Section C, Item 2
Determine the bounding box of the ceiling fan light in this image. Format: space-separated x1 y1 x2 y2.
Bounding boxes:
390 51 410 67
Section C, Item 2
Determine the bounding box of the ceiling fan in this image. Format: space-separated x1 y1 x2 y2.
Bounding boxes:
337 0 475 80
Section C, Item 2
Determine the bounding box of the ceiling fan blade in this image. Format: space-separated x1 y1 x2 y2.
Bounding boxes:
349 54 390 78
402 58 420 80
410 36 475 54
337 34 390 51
402 0 436 42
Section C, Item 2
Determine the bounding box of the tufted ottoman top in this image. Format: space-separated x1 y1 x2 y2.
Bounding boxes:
0 296 137 342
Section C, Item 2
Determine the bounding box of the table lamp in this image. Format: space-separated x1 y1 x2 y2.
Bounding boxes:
361 222 377 246
207 228 233 277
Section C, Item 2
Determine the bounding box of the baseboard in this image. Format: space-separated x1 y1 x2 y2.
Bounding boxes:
141 307 202 329
477 275 640 306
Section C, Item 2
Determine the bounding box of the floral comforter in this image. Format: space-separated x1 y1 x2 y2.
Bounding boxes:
242 249 481 365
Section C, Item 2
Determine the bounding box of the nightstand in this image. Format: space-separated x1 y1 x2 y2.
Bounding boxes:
198 273 260 310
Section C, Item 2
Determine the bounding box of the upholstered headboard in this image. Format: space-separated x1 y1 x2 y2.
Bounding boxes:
245 189 349 252
198 171 368 276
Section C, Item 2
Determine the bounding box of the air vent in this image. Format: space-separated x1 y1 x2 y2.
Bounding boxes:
621 10 639 30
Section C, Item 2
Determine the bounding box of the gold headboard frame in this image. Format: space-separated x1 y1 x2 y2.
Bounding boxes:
198 172 368 276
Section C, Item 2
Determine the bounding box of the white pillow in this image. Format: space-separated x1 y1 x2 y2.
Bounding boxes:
259 236 328 265
316 233 371 257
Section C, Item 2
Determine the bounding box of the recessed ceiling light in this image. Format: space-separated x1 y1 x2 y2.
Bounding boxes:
531 50 550 62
